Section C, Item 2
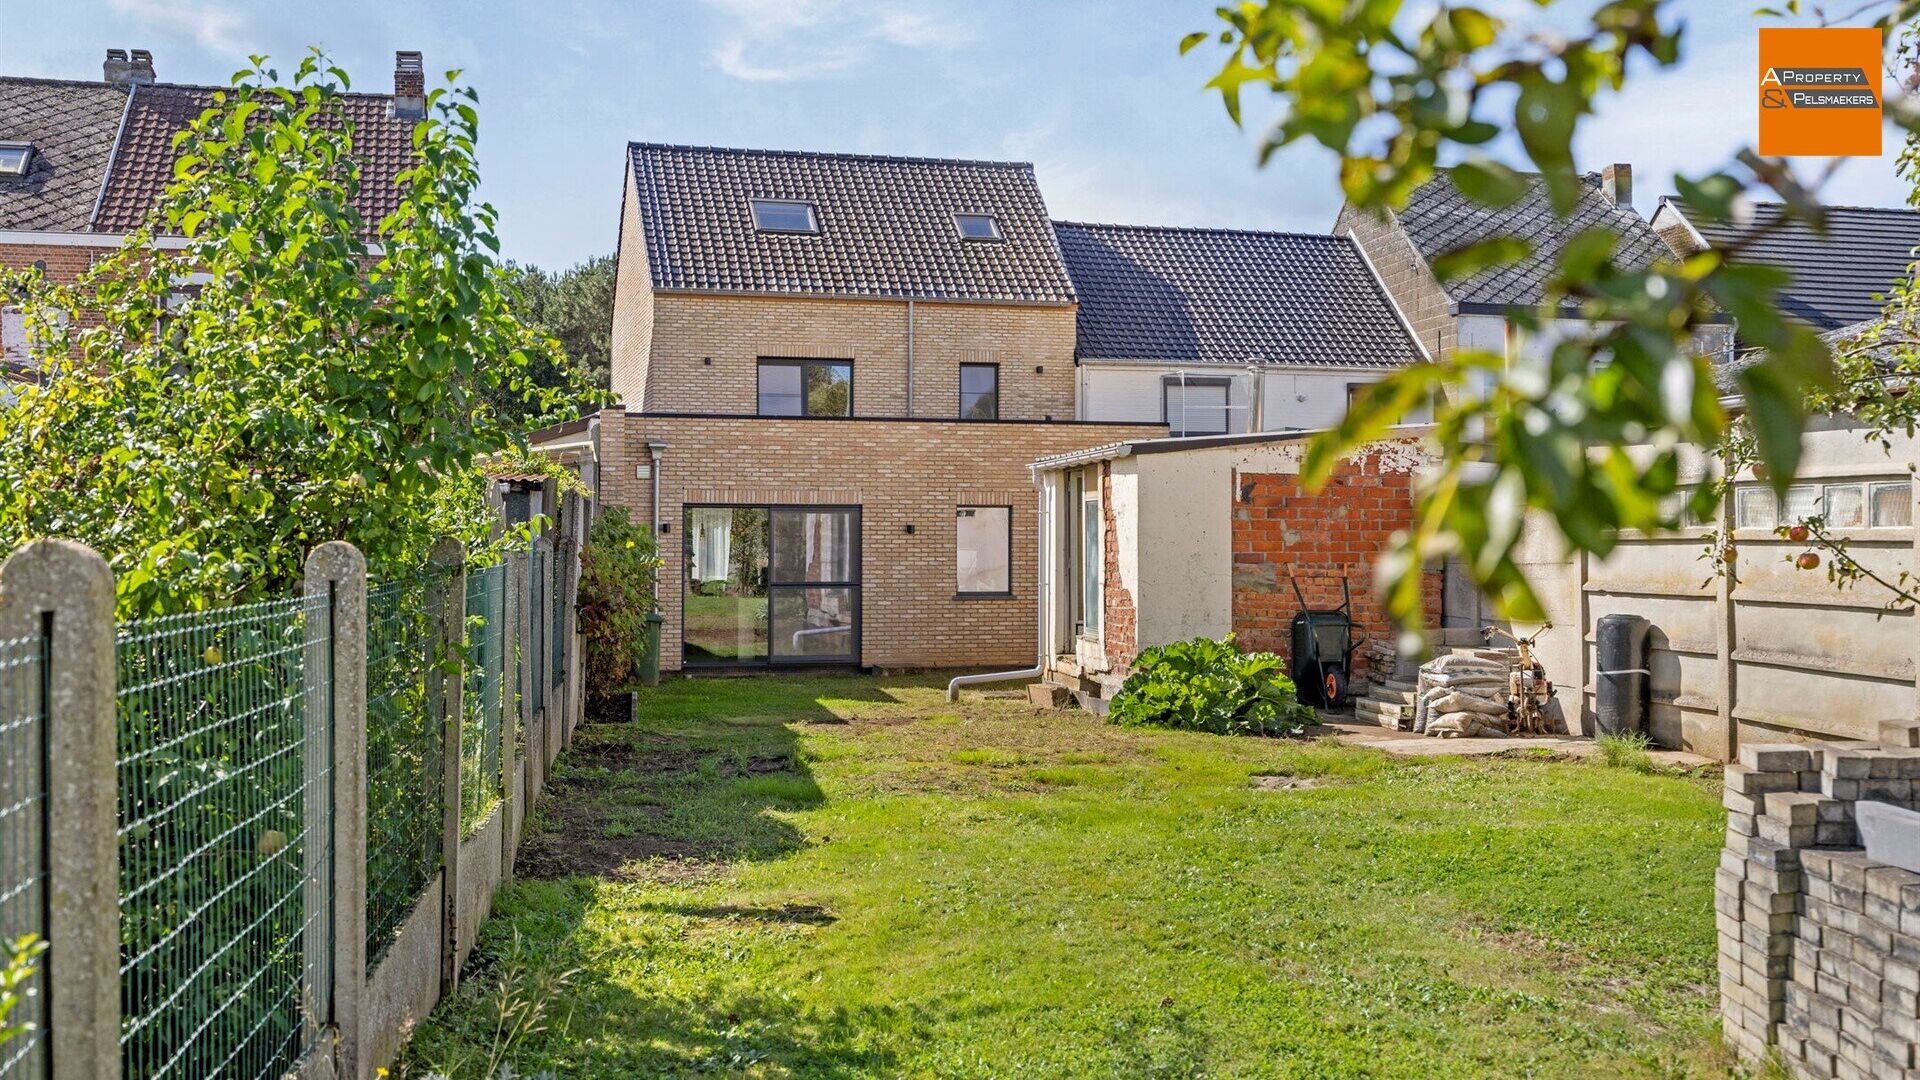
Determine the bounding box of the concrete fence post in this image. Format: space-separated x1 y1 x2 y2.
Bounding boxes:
501 550 526 879
426 538 465 997
0 540 120 1080
306 542 367 1079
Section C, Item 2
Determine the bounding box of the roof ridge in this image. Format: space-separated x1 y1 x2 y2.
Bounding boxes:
1053 219 1353 243
0 74 395 100
1666 195 1920 218
628 141 1035 172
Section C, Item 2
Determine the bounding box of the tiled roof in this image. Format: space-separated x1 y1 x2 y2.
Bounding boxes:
1663 199 1920 331
0 75 414 235
0 78 127 231
1393 169 1670 307
627 143 1077 303
94 83 416 234
1054 221 1423 366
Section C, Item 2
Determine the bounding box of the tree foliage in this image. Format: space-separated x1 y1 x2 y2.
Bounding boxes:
0 52 585 614
1183 0 1920 635
576 507 662 697
497 254 615 424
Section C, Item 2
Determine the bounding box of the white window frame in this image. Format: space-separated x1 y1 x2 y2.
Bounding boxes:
1078 484 1103 637
0 142 32 178
955 506 1013 597
1871 481 1913 528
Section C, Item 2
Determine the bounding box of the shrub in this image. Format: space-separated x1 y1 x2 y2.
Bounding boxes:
577 508 662 697
1108 635 1316 737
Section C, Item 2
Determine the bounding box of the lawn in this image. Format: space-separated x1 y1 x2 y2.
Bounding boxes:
399 675 1732 1079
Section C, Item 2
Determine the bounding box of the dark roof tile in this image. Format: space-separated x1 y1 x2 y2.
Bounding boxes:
0 77 127 232
1394 169 1669 306
1054 221 1422 367
628 143 1076 304
1664 199 1920 330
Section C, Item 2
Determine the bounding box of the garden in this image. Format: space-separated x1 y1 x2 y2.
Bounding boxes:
400 673 1730 1079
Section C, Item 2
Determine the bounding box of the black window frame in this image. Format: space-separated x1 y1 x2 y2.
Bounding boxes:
750 198 821 235
757 357 854 417
959 362 999 421
953 212 1004 242
1162 375 1232 437
681 503 863 669
954 504 1014 599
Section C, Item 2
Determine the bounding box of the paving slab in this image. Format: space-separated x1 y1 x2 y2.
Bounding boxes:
1314 718 1716 768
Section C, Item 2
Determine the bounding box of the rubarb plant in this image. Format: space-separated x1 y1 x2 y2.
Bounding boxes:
1109 634 1317 737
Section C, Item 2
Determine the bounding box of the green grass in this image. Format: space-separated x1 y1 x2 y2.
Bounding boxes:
1596 731 1659 774
400 674 1733 1079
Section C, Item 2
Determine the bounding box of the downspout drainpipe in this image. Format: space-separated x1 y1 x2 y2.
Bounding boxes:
905 299 915 417
948 482 1050 701
647 439 665 604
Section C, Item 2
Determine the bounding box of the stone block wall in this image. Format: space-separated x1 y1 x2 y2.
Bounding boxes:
1720 725 1920 1078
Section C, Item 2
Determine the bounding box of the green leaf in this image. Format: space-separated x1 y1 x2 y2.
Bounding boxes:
1429 235 1531 282
1449 159 1529 207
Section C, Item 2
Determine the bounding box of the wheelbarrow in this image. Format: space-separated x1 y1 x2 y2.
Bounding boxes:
1288 571 1357 709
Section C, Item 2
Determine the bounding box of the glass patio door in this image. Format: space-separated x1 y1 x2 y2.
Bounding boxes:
684 506 860 666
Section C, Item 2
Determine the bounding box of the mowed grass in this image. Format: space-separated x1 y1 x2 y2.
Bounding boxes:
399 675 1733 1079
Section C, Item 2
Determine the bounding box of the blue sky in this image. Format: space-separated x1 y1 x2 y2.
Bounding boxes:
5 0 1909 268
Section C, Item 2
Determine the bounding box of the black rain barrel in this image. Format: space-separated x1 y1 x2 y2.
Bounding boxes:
1595 614 1650 737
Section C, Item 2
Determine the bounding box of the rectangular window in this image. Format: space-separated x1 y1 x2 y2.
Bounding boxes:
959 363 998 420
1780 485 1821 525
0 308 25 369
1163 376 1230 436
1823 483 1866 529
954 213 1003 241
956 506 1012 596
0 142 31 177
1733 485 1777 530
751 199 819 234
758 359 852 417
1078 485 1102 635
1872 481 1913 527
684 505 860 666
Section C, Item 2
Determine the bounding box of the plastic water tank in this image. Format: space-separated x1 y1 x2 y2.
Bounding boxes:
1595 614 1650 737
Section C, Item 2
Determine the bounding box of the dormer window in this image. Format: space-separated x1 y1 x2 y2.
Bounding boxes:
0 142 33 178
751 199 819 234
954 213 1002 241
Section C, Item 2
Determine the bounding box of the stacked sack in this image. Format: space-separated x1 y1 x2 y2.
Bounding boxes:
1413 653 1510 738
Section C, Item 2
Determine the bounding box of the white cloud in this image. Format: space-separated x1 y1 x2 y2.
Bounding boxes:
106 0 255 54
703 0 974 83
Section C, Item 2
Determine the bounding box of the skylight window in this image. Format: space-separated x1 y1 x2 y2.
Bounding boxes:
0 142 33 178
955 213 1002 241
751 199 819 234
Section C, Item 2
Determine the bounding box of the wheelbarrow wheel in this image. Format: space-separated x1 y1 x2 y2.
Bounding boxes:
1323 668 1347 708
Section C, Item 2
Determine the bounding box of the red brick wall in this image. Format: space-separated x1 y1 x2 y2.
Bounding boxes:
1100 463 1136 673
1230 449 1442 681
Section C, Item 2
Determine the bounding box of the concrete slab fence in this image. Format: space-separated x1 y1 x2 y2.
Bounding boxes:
0 489 590 1080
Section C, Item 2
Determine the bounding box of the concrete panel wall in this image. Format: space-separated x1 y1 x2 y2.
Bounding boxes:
365 878 444 1074
455 810 503 972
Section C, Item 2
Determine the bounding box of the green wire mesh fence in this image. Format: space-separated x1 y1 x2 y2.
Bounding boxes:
0 632 47 1080
530 543 547 720
115 596 331 1080
461 565 507 832
550 546 566 692
364 573 445 968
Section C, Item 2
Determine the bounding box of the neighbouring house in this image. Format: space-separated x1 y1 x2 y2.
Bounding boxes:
1052 222 1428 434
1028 429 1442 702
1650 197 1920 335
0 48 425 381
549 143 1165 673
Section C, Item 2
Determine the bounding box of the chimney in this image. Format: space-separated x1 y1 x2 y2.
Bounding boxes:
1602 162 1632 207
392 51 425 120
102 48 130 85
128 49 155 84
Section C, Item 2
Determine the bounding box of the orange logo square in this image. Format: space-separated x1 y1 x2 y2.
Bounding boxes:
1759 27 1883 157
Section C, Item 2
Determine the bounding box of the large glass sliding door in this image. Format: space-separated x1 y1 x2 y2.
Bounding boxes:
684 505 860 666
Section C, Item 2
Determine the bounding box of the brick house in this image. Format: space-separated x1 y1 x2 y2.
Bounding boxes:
0 48 424 384
1030 430 1443 701
552 143 1165 672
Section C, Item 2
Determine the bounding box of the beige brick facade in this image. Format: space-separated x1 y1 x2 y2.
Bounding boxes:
595 410 1164 671
1334 205 1456 361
